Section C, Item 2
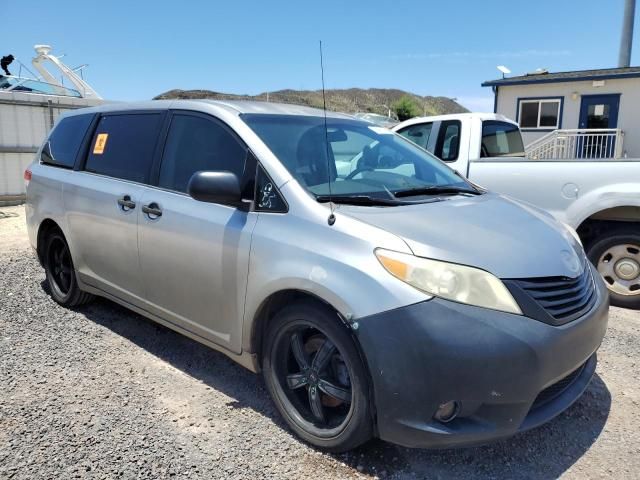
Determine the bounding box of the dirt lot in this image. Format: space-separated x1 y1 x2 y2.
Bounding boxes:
1 204 639 479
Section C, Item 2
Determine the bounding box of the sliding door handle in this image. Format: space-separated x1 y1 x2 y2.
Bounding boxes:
117 195 136 210
142 202 162 218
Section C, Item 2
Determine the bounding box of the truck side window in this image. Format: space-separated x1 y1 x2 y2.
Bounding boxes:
158 114 247 193
397 123 432 150
41 114 93 168
85 113 162 183
435 121 460 162
481 121 525 158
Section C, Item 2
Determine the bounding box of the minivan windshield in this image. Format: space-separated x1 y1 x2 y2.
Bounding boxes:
242 114 476 203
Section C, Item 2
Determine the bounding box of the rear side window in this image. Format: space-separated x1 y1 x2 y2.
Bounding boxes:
85 113 162 183
41 114 93 168
158 114 247 193
435 120 460 162
481 121 525 157
397 123 432 150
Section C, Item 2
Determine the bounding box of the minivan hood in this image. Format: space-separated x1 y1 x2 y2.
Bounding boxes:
337 193 584 279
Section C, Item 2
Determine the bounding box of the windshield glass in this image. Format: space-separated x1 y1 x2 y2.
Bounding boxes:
242 114 471 199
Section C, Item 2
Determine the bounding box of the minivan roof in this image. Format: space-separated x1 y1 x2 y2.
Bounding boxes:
64 99 356 119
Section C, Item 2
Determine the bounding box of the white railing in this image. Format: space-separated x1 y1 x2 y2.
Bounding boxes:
526 129 625 160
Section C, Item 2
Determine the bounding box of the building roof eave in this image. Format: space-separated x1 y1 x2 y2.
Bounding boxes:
482 67 640 87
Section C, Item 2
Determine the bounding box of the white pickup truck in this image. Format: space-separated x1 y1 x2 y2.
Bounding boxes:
393 113 640 309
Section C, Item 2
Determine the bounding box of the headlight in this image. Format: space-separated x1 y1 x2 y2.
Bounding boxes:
561 222 582 246
375 249 522 315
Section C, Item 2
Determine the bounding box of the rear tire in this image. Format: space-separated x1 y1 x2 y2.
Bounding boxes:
587 228 640 310
262 301 373 452
43 230 94 307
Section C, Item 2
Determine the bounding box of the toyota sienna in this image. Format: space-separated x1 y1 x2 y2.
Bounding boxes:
25 100 609 452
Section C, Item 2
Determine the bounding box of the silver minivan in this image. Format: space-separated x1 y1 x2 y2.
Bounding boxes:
26 100 609 452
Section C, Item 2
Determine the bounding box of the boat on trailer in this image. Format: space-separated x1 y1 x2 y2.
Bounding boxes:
0 45 105 205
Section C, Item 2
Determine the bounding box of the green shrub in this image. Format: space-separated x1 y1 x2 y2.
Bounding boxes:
393 96 421 121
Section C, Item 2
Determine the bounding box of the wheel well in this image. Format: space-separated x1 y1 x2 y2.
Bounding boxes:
577 207 640 248
36 219 62 264
250 290 346 367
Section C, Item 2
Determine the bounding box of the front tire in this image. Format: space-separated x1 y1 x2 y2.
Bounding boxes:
43 230 94 307
262 301 373 452
587 228 640 309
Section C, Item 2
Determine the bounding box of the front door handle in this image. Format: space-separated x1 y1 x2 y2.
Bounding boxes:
142 202 162 218
117 195 136 210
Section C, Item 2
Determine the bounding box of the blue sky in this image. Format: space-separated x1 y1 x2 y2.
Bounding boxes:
4 0 639 111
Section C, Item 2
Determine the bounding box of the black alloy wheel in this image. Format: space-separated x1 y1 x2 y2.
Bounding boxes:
280 328 353 428
262 301 373 452
47 235 73 297
43 230 93 307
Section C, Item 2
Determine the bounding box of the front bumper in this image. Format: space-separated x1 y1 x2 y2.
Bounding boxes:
355 266 609 449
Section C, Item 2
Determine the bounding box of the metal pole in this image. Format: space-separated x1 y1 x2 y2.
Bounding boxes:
619 0 636 67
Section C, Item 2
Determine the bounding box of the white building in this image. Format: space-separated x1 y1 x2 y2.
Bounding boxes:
483 66 640 160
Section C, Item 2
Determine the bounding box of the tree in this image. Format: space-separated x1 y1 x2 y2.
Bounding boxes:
393 95 421 121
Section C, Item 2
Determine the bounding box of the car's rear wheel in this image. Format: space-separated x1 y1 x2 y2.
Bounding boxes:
262 301 373 452
43 230 93 307
587 228 640 309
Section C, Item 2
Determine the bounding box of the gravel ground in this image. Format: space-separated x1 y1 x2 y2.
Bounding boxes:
1 204 639 479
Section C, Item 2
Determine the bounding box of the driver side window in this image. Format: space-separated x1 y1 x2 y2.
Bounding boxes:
158 114 247 193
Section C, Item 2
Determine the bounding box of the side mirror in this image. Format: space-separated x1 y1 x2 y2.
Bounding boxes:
187 171 242 206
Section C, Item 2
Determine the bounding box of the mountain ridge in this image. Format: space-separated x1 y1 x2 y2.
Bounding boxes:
154 87 468 117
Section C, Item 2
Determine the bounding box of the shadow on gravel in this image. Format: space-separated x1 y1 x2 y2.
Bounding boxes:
74 292 611 480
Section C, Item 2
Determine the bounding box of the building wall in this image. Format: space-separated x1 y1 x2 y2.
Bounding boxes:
0 91 103 203
495 77 640 157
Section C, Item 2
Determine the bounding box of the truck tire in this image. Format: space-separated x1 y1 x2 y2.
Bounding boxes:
587 228 640 310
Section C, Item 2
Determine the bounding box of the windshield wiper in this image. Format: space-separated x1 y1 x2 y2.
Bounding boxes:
393 185 482 198
316 194 406 206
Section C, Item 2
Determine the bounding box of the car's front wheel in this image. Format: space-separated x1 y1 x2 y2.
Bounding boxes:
43 229 94 307
262 301 373 452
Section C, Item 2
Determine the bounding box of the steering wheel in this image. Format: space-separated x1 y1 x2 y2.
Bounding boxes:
345 165 375 181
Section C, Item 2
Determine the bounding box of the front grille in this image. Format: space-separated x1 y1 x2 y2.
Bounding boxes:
531 362 586 410
511 266 597 325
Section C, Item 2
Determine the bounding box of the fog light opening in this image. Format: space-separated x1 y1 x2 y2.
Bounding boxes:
434 400 460 423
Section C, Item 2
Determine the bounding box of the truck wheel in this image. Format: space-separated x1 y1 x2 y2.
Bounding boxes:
587 229 640 309
262 301 373 452
43 230 94 307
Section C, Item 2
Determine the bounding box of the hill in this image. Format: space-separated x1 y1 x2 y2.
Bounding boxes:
154 88 467 117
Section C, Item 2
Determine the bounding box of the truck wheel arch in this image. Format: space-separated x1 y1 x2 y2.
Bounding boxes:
576 205 640 247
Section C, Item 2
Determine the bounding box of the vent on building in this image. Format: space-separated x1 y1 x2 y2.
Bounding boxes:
526 68 550 76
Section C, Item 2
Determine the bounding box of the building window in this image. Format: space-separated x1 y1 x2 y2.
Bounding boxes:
517 98 562 129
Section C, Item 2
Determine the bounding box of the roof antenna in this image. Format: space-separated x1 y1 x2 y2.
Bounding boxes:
319 40 336 226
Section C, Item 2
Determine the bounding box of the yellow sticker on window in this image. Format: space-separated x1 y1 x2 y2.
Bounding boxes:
93 133 109 155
